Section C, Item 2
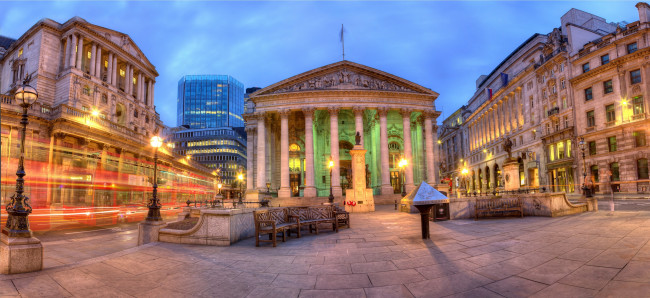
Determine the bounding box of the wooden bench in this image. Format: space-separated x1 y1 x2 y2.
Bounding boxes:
254 208 300 247
288 206 339 235
475 198 523 220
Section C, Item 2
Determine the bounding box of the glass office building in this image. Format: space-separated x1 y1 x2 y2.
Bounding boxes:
177 75 244 129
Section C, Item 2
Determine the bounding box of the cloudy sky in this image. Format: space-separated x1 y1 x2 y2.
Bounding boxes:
0 1 638 126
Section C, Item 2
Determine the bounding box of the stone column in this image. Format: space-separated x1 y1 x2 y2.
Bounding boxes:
329 107 342 197
146 80 152 106
278 109 291 198
378 108 392 195
353 107 364 147
424 112 436 185
112 56 117 86
245 126 255 190
106 54 112 83
432 124 440 183
96 46 102 78
256 112 266 190
70 34 77 68
76 35 84 70
303 108 317 197
64 35 72 69
151 82 155 107
135 73 142 102
90 43 97 76
401 109 414 192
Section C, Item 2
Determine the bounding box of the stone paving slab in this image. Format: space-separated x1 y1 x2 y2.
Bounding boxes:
3 206 650 297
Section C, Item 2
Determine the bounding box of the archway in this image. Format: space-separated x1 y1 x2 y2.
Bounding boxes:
339 140 354 191
478 168 483 193
388 141 402 193
494 164 501 188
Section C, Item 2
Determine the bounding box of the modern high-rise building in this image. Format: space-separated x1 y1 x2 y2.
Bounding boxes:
172 75 246 195
177 75 244 129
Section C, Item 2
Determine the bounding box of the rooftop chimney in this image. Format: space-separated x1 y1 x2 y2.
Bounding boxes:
637 2 650 23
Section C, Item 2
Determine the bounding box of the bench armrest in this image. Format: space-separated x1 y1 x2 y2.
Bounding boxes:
256 220 276 229
289 215 301 224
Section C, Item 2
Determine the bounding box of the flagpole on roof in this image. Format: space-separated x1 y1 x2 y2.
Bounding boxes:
340 24 345 61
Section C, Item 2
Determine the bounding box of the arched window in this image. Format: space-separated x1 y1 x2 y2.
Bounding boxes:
134 109 139 118
289 144 301 152
101 93 108 104
638 158 649 179
83 85 91 96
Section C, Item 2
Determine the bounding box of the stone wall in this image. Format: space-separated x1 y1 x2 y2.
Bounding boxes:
158 208 259 246
449 192 595 219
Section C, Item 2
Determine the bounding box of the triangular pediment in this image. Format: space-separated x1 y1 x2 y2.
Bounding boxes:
77 20 155 71
252 60 438 97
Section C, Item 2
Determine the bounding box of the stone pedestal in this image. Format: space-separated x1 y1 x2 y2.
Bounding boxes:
344 144 375 212
435 184 450 196
503 158 520 191
0 234 43 274
138 220 166 246
278 188 291 198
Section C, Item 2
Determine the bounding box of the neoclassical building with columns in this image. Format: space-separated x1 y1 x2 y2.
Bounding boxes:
244 61 440 200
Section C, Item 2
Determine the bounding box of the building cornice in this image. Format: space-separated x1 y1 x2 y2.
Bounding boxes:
570 46 650 85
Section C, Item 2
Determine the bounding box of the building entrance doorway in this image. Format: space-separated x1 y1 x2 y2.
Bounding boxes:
290 173 301 197
391 171 402 194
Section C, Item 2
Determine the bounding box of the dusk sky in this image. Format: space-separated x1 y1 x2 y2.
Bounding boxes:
0 1 639 126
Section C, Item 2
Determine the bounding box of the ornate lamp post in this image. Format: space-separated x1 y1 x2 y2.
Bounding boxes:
4 77 39 237
578 137 591 197
461 167 469 196
399 158 408 197
328 159 334 203
146 136 163 221
237 172 244 206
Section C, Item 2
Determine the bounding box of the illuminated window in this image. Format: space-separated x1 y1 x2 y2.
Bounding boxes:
87 51 91 59
608 136 617 152
133 77 137 84
589 141 596 155
105 60 108 68
557 142 564 159
633 96 645 115
289 144 301 152
120 69 125 77
549 144 555 161
566 140 571 157
606 104 615 122
18 48 23 57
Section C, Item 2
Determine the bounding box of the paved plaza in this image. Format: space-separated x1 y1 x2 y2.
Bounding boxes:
2 206 650 297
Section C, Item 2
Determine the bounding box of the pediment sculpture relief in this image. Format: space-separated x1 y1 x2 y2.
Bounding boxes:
271 68 414 94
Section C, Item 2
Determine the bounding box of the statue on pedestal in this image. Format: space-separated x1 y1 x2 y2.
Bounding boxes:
503 136 513 159
355 131 361 146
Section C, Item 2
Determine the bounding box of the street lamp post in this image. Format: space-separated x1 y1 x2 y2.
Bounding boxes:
328 160 334 203
578 137 590 197
399 158 407 197
4 76 39 238
237 172 244 206
461 168 469 197
146 136 163 221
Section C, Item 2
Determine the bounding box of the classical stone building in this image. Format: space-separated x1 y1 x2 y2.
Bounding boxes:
438 105 470 189
570 3 650 195
244 61 440 201
443 3 650 196
0 17 216 229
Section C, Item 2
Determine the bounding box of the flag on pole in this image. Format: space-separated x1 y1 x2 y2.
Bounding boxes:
486 88 493 100
340 24 345 60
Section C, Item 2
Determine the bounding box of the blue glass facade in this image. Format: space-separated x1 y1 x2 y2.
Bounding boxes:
177 75 244 128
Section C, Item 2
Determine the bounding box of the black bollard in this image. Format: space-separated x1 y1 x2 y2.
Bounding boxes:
394 200 398 210
413 204 434 239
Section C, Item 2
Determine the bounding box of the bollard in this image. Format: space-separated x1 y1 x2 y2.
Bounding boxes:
394 200 398 210
413 204 434 239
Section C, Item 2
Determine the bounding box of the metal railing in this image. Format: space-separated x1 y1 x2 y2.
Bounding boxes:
460 187 547 197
